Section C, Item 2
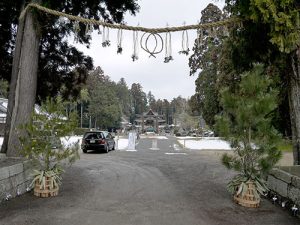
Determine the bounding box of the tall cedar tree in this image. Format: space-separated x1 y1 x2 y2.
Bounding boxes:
188 4 225 127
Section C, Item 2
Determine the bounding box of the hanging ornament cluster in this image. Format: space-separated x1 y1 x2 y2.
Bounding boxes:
22 3 242 62
70 19 238 63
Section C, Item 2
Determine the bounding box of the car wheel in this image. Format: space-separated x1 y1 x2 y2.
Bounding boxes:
82 148 87 153
105 144 109 153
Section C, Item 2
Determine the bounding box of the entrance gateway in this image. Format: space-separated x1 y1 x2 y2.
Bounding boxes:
135 109 165 133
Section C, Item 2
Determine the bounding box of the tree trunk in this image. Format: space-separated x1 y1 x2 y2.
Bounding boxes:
0 3 26 154
6 7 40 157
289 47 300 165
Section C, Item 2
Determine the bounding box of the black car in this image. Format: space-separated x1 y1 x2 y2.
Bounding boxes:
81 131 115 153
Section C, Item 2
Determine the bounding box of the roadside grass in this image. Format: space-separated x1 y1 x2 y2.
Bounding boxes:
278 139 293 152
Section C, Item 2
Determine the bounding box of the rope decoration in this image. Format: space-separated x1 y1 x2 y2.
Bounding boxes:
164 32 173 63
85 23 93 36
132 31 139 61
73 21 80 43
20 3 242 33
140 33 164 58
179 23 189 55
20 3 243 62
117 29 123 54
102 26 110 47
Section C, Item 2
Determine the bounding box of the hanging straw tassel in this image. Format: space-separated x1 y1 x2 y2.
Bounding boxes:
179 30 189 55
117 29 123 54
102 26 110 47
73 21 80 43
85 23 93 36
132 30 139 61
164 31 173 63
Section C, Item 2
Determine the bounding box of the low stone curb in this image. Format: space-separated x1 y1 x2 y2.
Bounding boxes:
267 166 300 216
0 159 34 202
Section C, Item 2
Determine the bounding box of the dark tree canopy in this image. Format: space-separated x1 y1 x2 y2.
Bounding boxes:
222 0 294 137
0 0 139 102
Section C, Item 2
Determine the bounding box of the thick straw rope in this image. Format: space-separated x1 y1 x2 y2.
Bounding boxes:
20 3 242 33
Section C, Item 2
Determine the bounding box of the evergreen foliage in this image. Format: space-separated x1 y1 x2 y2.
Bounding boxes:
188 4 225 127
19 97 79 173
86 67 121 129
224 0 299 164
215 64 282 194
0 0 139 101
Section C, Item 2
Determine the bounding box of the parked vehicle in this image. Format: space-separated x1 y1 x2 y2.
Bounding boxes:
187 131 197 137
203 130 214 137
81 131 115 153
175 131 188 137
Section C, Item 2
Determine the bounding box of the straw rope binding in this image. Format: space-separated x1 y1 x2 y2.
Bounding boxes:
20 3 242 33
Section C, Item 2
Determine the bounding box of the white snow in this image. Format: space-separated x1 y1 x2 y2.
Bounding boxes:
165 153 187 155
141 135 168 139
0 135 232 152
61 136 82 147
116 138 129 150
177 136 220 140
178 138 231 150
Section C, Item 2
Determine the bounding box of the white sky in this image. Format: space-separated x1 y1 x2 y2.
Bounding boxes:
74 0 225 101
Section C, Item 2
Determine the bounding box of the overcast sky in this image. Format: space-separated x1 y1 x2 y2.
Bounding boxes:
74 0 225 101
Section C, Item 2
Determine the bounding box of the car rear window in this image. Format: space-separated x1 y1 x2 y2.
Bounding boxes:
84 132 103 139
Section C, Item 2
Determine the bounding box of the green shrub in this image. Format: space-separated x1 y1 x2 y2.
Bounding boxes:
215 64 282 198
73 127 91 136
19 98 80 188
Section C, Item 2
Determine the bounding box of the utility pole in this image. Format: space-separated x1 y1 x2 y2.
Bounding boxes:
141 101 144 133
80 102 83 128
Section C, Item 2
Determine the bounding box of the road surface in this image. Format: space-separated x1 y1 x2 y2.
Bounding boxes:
0 137 298 225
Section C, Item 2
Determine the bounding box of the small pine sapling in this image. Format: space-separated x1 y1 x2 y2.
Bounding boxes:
215 64 282 199
19 97 79 190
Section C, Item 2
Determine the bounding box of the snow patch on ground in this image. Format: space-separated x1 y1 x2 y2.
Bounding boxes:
116 138 129 150
177 137 220 140
178 138 231 150
141 135 168 139
61 136 82 147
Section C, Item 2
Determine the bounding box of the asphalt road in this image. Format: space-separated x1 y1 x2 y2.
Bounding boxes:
0 137 298 225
